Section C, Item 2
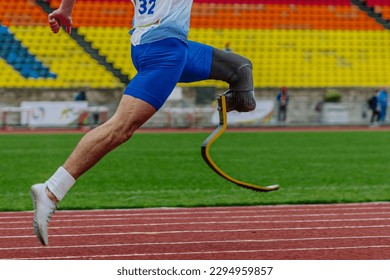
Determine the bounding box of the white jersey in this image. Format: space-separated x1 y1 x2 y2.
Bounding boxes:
130 0 193 45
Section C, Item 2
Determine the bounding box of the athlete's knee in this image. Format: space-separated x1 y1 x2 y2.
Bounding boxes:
115 120 142 144
104 118 139 148
231 57 253 87
107 97 155 146
210 48 253 90
237 56 253 72
115 126 134 145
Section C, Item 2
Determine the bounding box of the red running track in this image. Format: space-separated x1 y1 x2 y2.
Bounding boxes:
1 203 390 260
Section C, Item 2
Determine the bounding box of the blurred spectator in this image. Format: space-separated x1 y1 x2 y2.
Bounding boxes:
224 42 232 52
73 90 87 101
73 90 88 126
377 87 388 124
276 87 289 123
367 93 379 125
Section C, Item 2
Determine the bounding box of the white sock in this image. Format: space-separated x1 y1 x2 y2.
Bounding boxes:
46 166 76 201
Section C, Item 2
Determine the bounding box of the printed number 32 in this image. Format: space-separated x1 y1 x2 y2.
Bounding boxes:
138 0 156 15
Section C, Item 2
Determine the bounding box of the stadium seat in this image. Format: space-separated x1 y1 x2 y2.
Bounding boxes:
1 0 390 88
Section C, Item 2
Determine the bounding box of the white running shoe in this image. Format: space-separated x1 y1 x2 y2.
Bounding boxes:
30 184 57 246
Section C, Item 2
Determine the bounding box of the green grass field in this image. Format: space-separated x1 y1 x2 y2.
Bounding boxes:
1 130 389 211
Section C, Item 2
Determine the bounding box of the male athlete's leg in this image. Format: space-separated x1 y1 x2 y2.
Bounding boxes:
31 38 187 246
31 96 156 245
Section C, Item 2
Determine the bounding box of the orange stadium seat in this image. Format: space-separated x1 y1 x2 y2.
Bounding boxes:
1 0 390 88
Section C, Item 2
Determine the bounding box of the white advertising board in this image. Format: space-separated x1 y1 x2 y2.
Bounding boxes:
20 101 88 127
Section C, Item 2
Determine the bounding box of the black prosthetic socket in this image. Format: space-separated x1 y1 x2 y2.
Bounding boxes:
209 47 254 91
209 48 256 112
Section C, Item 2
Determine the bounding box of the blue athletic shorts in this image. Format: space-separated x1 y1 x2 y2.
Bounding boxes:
124 38 213 110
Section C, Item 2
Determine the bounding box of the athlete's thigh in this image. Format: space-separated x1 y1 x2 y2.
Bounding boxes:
179 41 213 83
124 38 188 110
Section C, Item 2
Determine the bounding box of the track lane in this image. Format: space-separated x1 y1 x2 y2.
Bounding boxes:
0 202 389 260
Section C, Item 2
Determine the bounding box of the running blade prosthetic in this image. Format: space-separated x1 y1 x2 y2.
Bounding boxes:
201 93 279 192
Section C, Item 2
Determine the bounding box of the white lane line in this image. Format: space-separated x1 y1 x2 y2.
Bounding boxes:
11 244 390 260
2 217 390 231
1 203 390 219
1 235 390 251
1 211 390 225
2 224 390 240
